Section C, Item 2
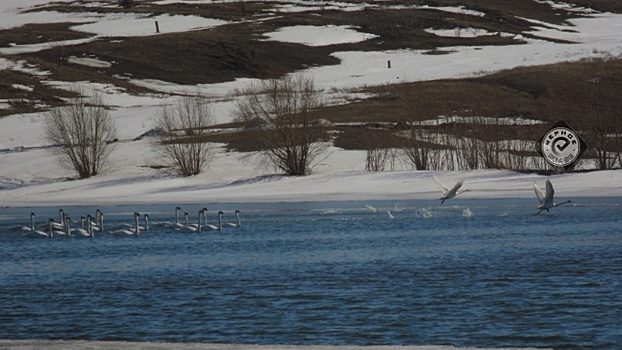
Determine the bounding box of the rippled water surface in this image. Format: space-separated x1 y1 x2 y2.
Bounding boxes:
1 198 621 349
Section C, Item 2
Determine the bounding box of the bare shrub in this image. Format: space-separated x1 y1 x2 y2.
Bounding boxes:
154 96 214 176
44 90 117 179
365 148 390 171
500 140 532 171
233 74 329 176
402 126 431 170
456 137 479 170
551 75 622 170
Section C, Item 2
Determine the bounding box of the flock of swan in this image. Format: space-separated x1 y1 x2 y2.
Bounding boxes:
433 176 572 214
16 177 572 238
19 207 241 238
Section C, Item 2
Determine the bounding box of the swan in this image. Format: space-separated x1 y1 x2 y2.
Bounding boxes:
178 210 203 233
433 176 470 204
20 212 37 232
203 210 223 231
71 215 93 238
110 212 141 236
86 215 95 238
24 217 54 238
533 179 573 215
223 210 241 227
45 208 66 231
91 209 105 232
120 213 149 231
142 214 149 231
155 206 185 228
50 216 71 237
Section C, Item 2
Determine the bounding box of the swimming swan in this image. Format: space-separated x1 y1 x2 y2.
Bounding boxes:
72 215 95 238
203 210 223 231
91 209 105 232
120 213 149 231
178 210 204 233
24 217 54 238
50 216 71 237
46 209 66 231
155 207 184 228
110 212 141 236
20 212 37 232
533 179 572 215
433 176 470 204
223 210 241 228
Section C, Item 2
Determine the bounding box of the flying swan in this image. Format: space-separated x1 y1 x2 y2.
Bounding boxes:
533 179 572 215
433 176 470 204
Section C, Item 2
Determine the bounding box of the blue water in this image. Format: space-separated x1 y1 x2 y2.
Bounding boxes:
1 198 621 349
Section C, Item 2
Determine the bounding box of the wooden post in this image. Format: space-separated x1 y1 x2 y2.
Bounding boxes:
387 60 391 69
155 21 160 33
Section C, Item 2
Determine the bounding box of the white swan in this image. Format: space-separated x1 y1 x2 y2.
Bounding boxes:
178 210 203 233
46 208 66 231
20 212 37 232
110 212 141 236
155 206 185 228
24 217 54 238
86 215 95 238
203 210 223 231
50 216 71 237
223 210 241 228
71 215 94 238
433 176 470 204
91 209 105 232
142 214 149 231
120 213 149 231
533 179 573 215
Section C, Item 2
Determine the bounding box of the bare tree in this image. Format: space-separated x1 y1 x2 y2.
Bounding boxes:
233 75 329 176
44 90 117 179
154 96 214 176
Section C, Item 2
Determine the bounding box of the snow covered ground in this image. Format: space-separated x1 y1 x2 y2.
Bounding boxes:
1 4 619 350
1 0 622 209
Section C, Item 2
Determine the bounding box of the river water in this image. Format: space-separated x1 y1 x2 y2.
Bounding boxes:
1 198 620 349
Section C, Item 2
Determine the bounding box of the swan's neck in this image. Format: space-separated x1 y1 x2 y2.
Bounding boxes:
88 217 94 238
134 215 140 235
65 218 71 237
